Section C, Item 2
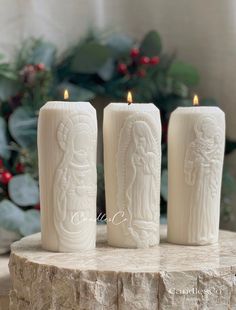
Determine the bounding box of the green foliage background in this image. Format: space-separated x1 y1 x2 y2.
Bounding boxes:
0 30 235 236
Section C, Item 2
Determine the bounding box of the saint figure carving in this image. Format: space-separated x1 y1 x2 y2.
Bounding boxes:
53 114 96 250
117 115 160 248
184 116 223 244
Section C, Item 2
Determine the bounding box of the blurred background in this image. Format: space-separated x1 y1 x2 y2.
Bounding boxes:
0 0 235 253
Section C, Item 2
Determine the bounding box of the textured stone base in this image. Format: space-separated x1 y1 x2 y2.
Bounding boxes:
9 225 236 309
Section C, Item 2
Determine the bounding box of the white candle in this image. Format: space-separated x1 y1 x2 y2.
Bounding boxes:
38 101 97 252
103 98 162 248
167 98 225 245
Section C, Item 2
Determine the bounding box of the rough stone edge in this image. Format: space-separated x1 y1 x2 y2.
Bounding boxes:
8 250 236 309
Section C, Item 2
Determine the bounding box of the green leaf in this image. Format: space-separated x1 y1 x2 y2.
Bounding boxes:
71 43 111 73
161 169 168 201
30 42 56 68
8 107 37 149
106 33 133 56
0 67 17 80
19 209 40 236
97 59 115 81
57 82 95 101
225 139 236 155
140 31 162 57
0 77 19 101
8 174 39 207
172 80 189 98
222 169 236 196
200 98 218 106
0 199 25 233
0 117 10 159
0 54 5 61
168 62 200 86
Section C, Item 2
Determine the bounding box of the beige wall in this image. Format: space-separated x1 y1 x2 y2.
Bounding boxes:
1 1 235 149
1 0 235 139
105 0 236 140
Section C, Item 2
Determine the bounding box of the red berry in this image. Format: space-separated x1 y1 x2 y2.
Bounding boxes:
20 65 36 85
130 48 140 58
16 162 25 174
117 63 128 74
0 171 13 184
27 65 35 73
35 63 45 71
137 69 146 77
35 204 40 210
150 56 160 65
139 56 150 65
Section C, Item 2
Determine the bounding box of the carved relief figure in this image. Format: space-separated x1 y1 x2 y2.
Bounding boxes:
54 114 96 250
117 114 160 248
184 116 223 244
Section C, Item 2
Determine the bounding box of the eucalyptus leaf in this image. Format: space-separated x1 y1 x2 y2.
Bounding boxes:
222 169 236 196
168 62 200 86
29 42 56 67
225 139 236 155
57 82 95 101
172 80 189 98
161 169 168 201
0 117 10 159
106 33 133 56
97 58 115 81
71 42 111 73
19 209 40 236
0 77 19 101
0 68 17 80
0 199 25 233
200 98 218 106
140 31 162 57
8 107 37 149
8 174 39 207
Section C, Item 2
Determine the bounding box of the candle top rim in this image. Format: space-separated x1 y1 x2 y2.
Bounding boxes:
174 106 224 114
105 102 159 111
40 101 95 111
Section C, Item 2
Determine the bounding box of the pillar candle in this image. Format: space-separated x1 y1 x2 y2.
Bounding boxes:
38 101 97 252
103 102 162 248
167 103 225 245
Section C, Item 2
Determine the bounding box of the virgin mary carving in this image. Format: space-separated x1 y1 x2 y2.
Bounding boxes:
53 114 96 251
184 115 223 244
117 114 161 248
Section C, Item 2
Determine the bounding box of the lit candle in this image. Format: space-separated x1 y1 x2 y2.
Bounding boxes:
38 90 97 252
167 95 225 245
103 92 162 248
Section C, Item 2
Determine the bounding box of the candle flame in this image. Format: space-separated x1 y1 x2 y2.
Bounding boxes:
193 94 199 106
64 89 69 100
127 91 132 105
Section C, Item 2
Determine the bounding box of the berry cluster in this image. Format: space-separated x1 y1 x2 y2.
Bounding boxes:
0 159 12 185
0 159 25 185
20 63 46 86
117 48 160 78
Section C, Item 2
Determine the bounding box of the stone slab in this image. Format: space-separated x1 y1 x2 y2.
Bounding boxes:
8 225 236 309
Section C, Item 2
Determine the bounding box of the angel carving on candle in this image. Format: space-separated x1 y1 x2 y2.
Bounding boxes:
117 116 160 248
53 114 96 251
184 116 223 244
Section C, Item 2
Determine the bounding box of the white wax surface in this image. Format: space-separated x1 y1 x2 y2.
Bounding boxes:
167 106 225 245
103 102 162 248
38 101 97 252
